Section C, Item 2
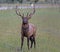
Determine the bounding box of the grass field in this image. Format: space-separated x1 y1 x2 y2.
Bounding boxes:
0 8 60 52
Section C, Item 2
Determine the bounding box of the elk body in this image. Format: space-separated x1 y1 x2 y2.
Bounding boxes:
16 5 36 50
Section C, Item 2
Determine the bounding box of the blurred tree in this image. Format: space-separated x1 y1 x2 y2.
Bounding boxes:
34 0 39 3
17 0 23 3
12 0 14 3
27 0 30 1
45 0 48 2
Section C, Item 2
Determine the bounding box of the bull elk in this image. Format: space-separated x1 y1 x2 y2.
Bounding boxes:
16 5 36 50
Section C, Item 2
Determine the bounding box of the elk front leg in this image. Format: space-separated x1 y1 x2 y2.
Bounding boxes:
27 37 29 50
21 36 24 50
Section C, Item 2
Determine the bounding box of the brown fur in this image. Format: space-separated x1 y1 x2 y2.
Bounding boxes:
15 5 36 50
21 23 36 37
21 22 36 50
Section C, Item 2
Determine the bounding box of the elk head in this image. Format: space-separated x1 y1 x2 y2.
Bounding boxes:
16 5 35 25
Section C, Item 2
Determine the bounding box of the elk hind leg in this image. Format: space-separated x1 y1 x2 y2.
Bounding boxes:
33 36 36 48
30 36 34 48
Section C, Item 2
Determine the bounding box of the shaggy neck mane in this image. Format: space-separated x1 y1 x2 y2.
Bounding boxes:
22 24 29 35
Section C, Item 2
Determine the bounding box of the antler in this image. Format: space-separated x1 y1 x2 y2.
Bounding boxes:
16 5 24 18
27 4 35 19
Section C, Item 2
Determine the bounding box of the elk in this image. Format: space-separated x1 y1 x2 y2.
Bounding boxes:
16 5 36 50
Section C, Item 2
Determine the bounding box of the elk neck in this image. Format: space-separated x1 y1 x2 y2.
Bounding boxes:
22 23 29 33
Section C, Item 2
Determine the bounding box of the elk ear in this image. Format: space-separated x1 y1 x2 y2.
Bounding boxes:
28 15 31 20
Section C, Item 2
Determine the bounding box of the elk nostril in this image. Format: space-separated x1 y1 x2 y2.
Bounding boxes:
23 21 28 24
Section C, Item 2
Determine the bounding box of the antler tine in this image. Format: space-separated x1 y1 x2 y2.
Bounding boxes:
28 4 35 19
26 13 29 17
33 4 35 14
16 5 23 18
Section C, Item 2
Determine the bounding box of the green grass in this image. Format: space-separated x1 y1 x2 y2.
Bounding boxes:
0 8 60 52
